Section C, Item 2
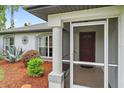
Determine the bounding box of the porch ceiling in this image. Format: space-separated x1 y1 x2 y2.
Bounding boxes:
23 5 110 21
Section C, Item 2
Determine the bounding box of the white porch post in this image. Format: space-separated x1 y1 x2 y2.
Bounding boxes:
70 22 73 88
104 19 109 88
48 26 64 88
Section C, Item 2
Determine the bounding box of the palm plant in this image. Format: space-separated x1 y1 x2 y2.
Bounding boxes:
7 5 19 28
0 5 19 30
0 5 7 31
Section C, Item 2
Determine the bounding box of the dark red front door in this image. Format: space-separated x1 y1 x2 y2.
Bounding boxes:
79 32 95 62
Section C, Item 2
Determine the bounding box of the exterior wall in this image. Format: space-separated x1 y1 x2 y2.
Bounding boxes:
0 33 36 51
0 31 52 52
118 6 124 88
14 33 36 51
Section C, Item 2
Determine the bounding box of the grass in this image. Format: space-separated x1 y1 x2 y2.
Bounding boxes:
0 67 4 81
0 55 4 60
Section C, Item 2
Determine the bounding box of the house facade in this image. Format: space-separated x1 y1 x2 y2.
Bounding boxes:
0 5 124 88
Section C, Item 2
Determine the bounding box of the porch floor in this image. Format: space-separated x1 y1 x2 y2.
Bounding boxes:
64 64 104 88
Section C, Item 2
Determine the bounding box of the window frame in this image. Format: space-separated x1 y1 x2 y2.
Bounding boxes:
3 35 15 50
38 33 52 58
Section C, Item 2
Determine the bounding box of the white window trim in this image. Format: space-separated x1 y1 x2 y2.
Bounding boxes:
3 35 15 49
48 36 50 57
37 33 52 58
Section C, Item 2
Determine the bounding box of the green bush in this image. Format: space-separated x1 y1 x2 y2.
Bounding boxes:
0 53 4 60
21 50 40 67
27 57 44 77
0 55 3 60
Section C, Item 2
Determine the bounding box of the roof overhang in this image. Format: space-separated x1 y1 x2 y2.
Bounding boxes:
23 5 110 21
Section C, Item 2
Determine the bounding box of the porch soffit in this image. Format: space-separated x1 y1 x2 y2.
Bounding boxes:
24 5 110 21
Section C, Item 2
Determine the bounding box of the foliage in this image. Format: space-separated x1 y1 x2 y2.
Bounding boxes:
3 46 24 63
21 50 40 67
24 22 31 26
7 5 19 28
0 5 7 31
0 51 4 60
0 68 4 81
27 57 44 77
0 54 4 60
0 5 19 31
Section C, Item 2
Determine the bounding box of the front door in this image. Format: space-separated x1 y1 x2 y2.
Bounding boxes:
79 32 95 62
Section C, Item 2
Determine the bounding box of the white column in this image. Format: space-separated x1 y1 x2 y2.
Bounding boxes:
48 26 64 88
70 22 74 88
52 27 62 74
104 19 108 88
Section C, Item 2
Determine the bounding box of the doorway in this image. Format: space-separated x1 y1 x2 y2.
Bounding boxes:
79 32 95 62
70 21 108 88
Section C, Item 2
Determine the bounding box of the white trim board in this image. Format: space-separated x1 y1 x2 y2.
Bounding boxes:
73 84 90 88
62 60 118 67
72 21 106 27
48 6 122 27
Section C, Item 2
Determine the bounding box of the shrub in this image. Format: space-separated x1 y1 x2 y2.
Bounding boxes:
0 53 4 60
3 46 24 63
0 51 4 60
27 57 44 77
21 50 40 67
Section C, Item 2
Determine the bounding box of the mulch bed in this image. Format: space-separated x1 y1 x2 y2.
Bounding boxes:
0 60 52 88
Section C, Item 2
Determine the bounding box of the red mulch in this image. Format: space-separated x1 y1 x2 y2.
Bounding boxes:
0 60 52 88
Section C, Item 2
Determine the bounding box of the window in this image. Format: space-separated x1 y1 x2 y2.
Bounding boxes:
49 36 52 57
9 37 14 47
3 36 14 50
38 35 52 57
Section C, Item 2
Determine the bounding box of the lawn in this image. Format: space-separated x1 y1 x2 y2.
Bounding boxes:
0 60 52 88
0 67 4 81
